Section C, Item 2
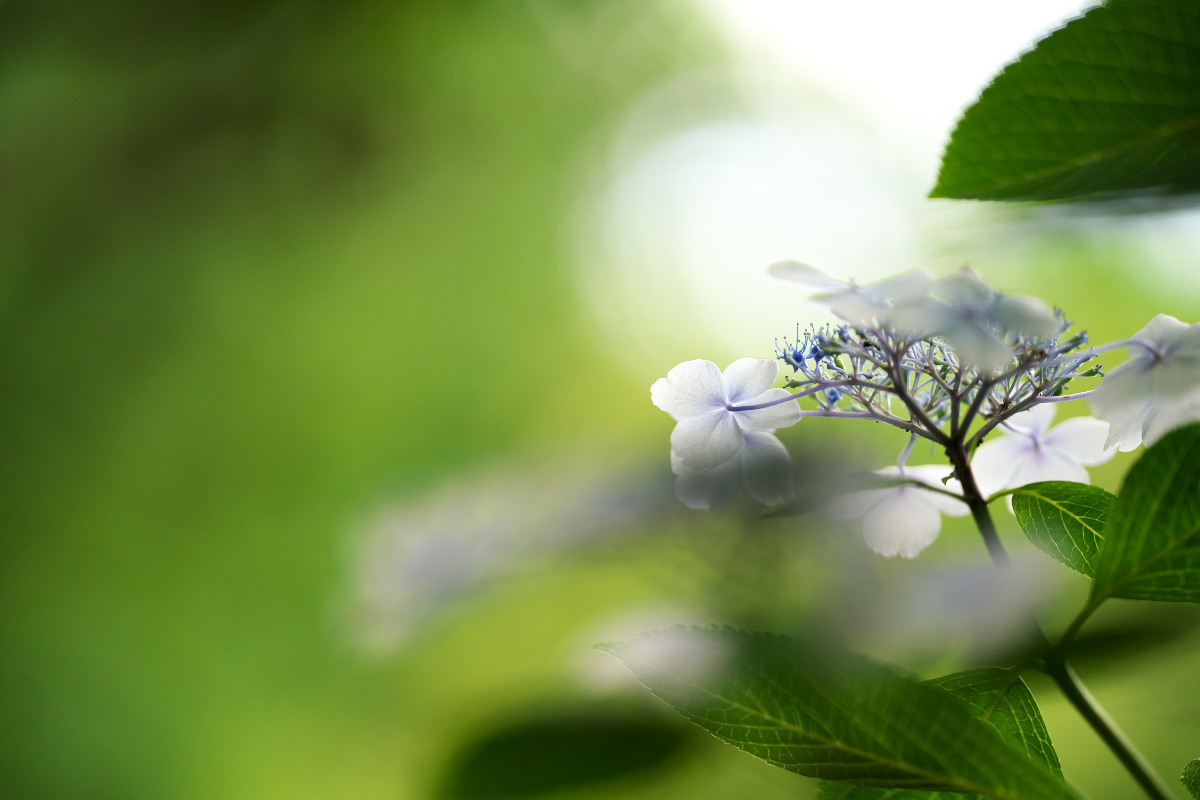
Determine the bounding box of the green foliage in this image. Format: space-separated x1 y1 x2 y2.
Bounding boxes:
817 669 1062 800
1092 423 1200 603
599 627 1078 800
436 705 692 799
1012 482 1114 576
933 0 1200 201
1182 758 1200 799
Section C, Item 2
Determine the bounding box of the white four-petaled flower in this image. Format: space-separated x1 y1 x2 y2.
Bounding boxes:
1089 314 1200 452
830 465 968 558
971 404 1114 498
890 267 1060 371
651 358 801 470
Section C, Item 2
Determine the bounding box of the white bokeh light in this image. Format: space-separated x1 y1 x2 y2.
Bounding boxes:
576 74 928 362
692 0 1098 160
574 0 1200 377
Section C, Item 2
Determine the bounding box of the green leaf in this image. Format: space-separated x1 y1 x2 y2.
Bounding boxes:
1093 423 1200 604
932 0 1200 201
599 627 1078 800
1012 482 1114 577
436 703 692 799
1059 605 1200 672
1182 758 1200 799
817 668 1062 800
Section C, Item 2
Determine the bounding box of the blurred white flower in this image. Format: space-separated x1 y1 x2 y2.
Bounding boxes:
830 465 968 558
651 358 801 469
771 263 1059 371
1089 314 1200 451
892 267 1060 370
769 260 932 328
670 430 794 509
350 460 669 653
972 404 1114 497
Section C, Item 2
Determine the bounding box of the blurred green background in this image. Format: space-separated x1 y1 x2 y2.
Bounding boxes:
2 2 1198 799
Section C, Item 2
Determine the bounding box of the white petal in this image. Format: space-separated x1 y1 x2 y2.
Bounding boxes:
733 388 802 431
942 319 1012 372
862 488 942 558
1008 448 1090 488
1099 406 1148 452
991 295 1060 338
830 465 962 523
1043 417 1115 466
886 297 950 338
902 464 969 517
867 270 935 304
1006 403 1056 436
722 358 779 404
671 410 743 470
971 437 1029 495
767 261 848 292
1132 313 1191 351
1155 357 1200 399
1142 390 1200 447
936 267 994 310
825 271 934 328
650 360 724 420
1168 320 1200 359
825 292 884 326
740 432 794 505
672 452 741 510
1090 365 1153 451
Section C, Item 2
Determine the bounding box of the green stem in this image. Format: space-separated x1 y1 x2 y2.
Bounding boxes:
1045 660 1175 800
1056 597 1103 653
945 443 1174 800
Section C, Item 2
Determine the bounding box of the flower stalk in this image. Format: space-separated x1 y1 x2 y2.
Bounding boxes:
1045 661 1174 800
945 434 1173 800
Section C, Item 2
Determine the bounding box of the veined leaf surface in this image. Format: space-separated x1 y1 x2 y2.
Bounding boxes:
600 627 1077 800
933 0 1200 202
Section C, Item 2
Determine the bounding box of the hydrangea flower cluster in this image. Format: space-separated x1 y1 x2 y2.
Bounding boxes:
651 264 1200 557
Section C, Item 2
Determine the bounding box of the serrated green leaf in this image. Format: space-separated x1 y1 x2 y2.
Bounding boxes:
1182 758 1200 799
1092 423 1200 603
1012 482 1114 577
817 668 1061 800
932 0 1200 201
599 627 1078 800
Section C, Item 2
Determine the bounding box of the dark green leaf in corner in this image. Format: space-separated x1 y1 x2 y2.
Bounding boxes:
1012 482 1114 577
1182 758 1200 799
817 668 1062 800
932 0 1200 201
598 627 1078 800
1092 423 1200 604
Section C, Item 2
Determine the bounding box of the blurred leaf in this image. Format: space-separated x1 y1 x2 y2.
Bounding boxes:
437 704 692 799
817 668 1062 799
932 0 1200 202
1058 606 1200 669
1012 482 1113 576
1093 423 1200 603
599 627 1078 799
1183 758 1200 799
